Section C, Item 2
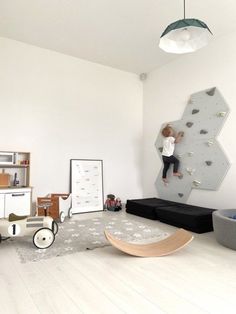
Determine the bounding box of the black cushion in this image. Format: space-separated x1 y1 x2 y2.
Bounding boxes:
126 198 216 233
126 198 159 220
155 200 215 233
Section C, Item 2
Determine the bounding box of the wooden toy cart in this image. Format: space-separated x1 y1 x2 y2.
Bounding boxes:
37 193 72 223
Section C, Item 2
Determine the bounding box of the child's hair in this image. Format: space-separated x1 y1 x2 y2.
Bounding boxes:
162 126 173 137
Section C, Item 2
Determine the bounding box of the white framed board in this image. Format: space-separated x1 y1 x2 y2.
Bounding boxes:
70 159 104 213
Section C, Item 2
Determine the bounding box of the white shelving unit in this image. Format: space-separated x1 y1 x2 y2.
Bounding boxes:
0 151 32 218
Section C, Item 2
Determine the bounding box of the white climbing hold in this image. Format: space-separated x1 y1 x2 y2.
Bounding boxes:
186 167 196 176
206 139 214 146
193 180 201 187
177 154 182 158
188 152 194 157
216 111 226 117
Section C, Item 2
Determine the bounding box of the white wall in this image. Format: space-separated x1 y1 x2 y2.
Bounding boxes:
0 37 143 204
143 31 236 209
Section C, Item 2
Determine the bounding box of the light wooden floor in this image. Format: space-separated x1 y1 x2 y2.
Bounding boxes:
1 210 236 314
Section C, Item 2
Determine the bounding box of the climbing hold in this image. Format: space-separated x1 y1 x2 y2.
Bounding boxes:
206 87 216 96
193 180 201 187
178 174 183 179
188 98 193 105
188 152 194 157
200 129 208 134
186 167 195 176
216 111 226 117
206 140 214 146
158 147 163 153
205 161 213 166
192 109 199 115
186 122 193 128
178 193 184 198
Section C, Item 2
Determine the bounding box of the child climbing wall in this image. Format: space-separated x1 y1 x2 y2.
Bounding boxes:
155 87 230 203
161 124 184 184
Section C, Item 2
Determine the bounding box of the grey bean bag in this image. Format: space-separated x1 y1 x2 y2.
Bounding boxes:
212 209 236 250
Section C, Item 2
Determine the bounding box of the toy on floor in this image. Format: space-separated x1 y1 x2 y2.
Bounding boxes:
0 213 58 249
37 193 72 223
104 228 193 257
105 194 122 211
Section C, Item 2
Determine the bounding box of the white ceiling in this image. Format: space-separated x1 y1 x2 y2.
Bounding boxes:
0 0 236 74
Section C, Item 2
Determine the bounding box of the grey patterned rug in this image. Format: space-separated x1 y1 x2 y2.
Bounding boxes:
9 213 168 263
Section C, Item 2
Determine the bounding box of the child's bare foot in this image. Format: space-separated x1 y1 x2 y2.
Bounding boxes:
173 172 182 177
162 178 168 184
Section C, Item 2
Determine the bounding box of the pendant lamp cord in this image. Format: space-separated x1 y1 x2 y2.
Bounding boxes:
184 0 186 19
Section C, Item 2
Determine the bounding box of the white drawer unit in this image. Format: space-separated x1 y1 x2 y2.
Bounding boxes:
5 191 31 216
0 194 4 218
0 188 32 218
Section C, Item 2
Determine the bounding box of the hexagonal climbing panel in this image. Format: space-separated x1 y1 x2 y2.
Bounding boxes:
155 87 230 203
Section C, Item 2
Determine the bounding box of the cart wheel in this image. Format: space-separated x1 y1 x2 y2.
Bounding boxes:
33 228 55 249
59 211 65 223
68 208 73 218
52 220 58 235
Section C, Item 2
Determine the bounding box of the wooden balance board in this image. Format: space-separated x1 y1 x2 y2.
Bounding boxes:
104 228 193 257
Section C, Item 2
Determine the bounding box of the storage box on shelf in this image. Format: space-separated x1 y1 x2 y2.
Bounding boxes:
0 151 32 218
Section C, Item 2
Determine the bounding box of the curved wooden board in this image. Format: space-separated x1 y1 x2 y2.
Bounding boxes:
104 228 193 257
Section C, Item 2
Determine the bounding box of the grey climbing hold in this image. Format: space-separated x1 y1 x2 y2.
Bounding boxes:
205 161 213 166
186 122 193 128
178 193 184 198
158 147 163 153
206 87 216 96
200 129 208 134
178 174 183 179
192 109 199 114
188 98 193 105
216 111 226 117
188 152 194 157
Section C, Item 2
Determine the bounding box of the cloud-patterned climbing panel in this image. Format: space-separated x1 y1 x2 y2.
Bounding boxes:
155 87 230 203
